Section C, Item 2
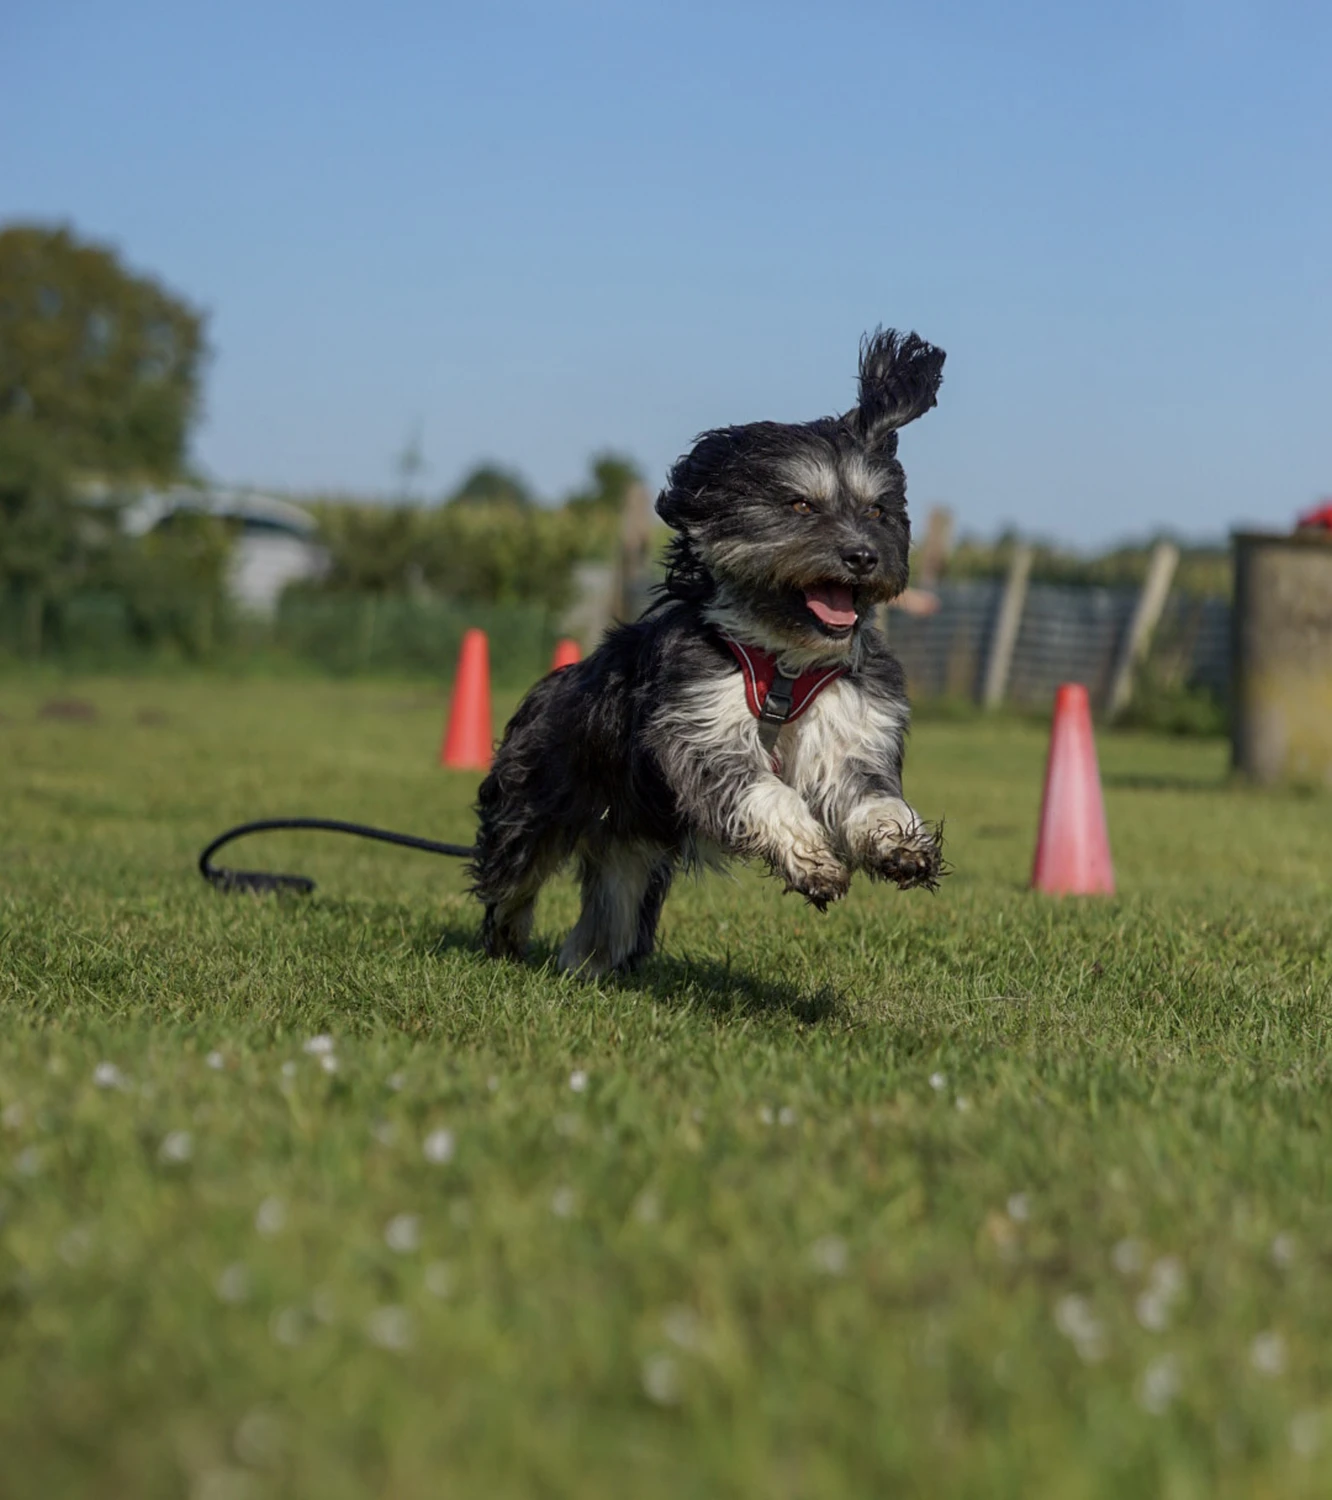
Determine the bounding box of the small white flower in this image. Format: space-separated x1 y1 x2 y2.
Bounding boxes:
159 1130 193 1165
319 1054 338 1075
2 1102 27 1130
233 1407 284 1469
254 1197 287 1237
662 1305 703 1351
205 1051 226 1071
810 1235 849 1276
641 1353 681 1406
269 1307 305 1347
1112 1237 1146 1276
758 1105 775 1125
93 1061 124 1090
192 1467 257 1500
424 1261 454 1298
1149 1256 1185 1300
216 1263 250 1304
568 1069 588 1093
372 1119 397 1147
1137 1354 1181 1414
15 1145 40 1177
386 1071 405 1092
777 1105 798 1128
422 1128 455 1165
1136 1290 1171 1332
1006 1193 1030 1223
1250 1330 1286 1377
929 1071 947 1092
550 1186 577 1219
955 1096 972 1114
302 1035 335 1056
1289 1410 1322 1457
366 1305 414 1351
58 1225 93 1265
384 1214 421 1253
280 1061 298 1081
1055 1294 1108 1362
1271 1232 1297 1269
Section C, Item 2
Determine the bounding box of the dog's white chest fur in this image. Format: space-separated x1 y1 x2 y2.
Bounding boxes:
681 668 901 788
776 676 903 798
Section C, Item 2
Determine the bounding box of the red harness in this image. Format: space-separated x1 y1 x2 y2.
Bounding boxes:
723 638 847 765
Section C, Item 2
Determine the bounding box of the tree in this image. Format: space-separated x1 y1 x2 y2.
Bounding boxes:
0 224 209 655
446 464 533 509
306 502 422 594
0 424 87 654
0 223 206 480
564 451 643 518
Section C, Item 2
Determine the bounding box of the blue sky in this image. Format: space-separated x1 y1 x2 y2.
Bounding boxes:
5 0 1330 545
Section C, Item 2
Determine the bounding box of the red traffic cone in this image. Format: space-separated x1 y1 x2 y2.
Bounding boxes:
550 638 581 671
1031 683 1115 895
440 629 493 770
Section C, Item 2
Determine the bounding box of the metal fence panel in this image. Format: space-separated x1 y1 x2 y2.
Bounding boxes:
1007 583 1135 708
882 582 1231 706
880 580 1002 701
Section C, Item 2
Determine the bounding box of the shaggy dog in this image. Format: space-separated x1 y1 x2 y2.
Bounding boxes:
470 328 946 976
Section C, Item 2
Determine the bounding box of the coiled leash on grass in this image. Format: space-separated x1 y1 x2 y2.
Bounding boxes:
198 818 476 895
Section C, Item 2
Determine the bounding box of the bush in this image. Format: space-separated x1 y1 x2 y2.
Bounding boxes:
303 496 616 615
944 536 1232 598
271 594 557 685
1118 661 1228 737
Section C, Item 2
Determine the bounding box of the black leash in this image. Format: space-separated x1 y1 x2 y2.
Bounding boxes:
198 817 475 895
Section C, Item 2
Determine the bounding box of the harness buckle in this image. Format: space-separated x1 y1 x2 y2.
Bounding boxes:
756 666 799 755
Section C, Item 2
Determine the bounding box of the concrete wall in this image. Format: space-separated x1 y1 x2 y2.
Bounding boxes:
1231 533 1332 787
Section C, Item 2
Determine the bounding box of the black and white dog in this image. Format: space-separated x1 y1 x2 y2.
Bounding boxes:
470 328 946 976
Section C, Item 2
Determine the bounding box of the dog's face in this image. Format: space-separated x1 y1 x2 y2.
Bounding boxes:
658 329 944 655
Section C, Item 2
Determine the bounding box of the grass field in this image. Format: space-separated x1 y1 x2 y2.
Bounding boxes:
2 672 1330 1499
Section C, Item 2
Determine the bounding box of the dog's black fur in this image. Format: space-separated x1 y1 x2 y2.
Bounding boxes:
470 328 946 976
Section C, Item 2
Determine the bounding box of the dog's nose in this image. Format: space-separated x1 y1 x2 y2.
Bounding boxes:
840 545 879 576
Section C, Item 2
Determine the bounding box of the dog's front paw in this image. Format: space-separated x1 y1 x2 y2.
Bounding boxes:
864 818 945 891
779 840 851 912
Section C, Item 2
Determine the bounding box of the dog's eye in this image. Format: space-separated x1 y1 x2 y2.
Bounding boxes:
791 499 814 515
865 505 884 520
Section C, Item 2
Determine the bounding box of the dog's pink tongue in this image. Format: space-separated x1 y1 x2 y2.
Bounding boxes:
804 584 858 629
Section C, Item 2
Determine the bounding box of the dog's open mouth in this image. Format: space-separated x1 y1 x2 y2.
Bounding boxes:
803 583 858 634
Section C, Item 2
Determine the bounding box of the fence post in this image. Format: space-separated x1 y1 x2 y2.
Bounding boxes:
915 505 955 586
614 481 656 621
1105 540 1179 720
981 543 1033 708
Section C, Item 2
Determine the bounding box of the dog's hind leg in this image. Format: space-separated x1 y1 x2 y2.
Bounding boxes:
628 855 675 969
475 829 568 961
558 840 671 978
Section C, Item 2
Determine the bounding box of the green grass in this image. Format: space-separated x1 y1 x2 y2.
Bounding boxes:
2 673 1330 1499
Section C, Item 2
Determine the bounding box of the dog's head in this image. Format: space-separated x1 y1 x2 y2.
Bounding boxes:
657 328 944 657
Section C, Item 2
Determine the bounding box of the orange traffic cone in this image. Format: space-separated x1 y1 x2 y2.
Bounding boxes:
1031 683 1115 895
550 638 581 671
440 629 493 770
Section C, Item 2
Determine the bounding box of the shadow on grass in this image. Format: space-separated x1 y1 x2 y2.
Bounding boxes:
1102 772 1227 793
422 917 843 1023
628 951 844 1023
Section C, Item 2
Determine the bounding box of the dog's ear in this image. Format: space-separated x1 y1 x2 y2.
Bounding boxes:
656 428 738 529
846 328 945 452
